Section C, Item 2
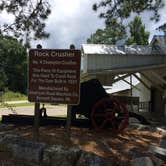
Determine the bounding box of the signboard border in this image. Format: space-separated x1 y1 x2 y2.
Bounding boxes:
28 48 81 105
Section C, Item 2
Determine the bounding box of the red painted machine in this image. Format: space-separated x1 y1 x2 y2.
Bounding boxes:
71 79 129 133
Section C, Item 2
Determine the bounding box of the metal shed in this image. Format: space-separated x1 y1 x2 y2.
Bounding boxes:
81 37 166 116
81 44 166 74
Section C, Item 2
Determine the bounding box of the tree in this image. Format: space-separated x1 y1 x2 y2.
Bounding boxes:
87 29 108 44
87 18 126 44
125 16 150 45
0 69 7 91
92 0 164 45
93 0 164 25
0 0 51 47
0 35 27 93
87 16 150 45
157 23 166 35
88 0 164 45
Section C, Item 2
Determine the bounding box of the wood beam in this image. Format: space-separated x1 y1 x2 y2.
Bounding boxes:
113 74 131 83
151 71 166 85
140 72 163 91
117 75 141 92
132 73 151 90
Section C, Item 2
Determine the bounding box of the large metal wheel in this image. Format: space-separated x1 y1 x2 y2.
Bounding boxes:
91 97 129 133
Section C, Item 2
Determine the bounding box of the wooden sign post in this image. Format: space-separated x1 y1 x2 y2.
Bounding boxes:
33 44 42 141
66 44 76 138
33 102 40 140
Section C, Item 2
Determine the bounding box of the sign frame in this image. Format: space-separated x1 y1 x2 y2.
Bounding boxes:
28 49 81 105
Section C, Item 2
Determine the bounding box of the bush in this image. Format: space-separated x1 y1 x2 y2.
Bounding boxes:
1 90 27 101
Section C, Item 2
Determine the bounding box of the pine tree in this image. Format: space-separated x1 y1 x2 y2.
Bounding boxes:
88 1 164 45
93 0 164 25
157 23 166 36
0 0 51 47
125 16 150 45
87 19 126 44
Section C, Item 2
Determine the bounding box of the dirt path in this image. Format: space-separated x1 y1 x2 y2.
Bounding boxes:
0 105 67 116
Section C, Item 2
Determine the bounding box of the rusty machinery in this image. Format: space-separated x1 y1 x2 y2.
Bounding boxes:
71 79 129 133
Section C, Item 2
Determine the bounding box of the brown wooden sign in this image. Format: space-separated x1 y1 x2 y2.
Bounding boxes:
28 49 81 104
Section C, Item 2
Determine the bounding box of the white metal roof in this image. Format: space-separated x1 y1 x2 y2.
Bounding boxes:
82 44 152 55
105 75 139 94
150 35 166 46
150 35 166 53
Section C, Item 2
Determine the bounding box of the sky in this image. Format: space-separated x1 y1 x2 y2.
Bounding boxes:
0 0 166 49
34 0 104 49
34 0 166 49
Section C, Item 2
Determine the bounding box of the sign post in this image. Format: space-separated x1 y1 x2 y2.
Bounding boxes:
33 44 42 141
66 44 76 138
33 102 40 140
28 48 81 139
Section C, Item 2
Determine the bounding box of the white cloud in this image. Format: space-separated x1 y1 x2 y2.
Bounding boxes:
1 0 166 48
0 11 14 24
140 6 166 41
34 0 166 48
32 0 104 49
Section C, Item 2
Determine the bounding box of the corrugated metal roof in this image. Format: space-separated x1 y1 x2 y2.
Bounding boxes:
150 35 166 46
150 35 166 53
82 44 152 55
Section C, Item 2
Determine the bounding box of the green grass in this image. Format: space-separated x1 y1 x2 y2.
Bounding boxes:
1 91 27 101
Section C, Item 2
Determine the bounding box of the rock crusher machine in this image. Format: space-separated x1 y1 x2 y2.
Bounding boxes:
71 79 129 133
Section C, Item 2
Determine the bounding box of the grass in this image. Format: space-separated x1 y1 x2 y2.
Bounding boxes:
0 91 29 108
1 90 27 101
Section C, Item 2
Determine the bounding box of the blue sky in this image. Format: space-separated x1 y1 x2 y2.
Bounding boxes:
1 0 166 49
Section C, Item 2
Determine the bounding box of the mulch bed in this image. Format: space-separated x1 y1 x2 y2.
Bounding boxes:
0 125 162 165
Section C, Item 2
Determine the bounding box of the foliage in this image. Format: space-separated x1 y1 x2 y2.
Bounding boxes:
0 34 27 93
0 0 51 47
0 69 7 91
87 29 108 44
157 23 166 35
87 18 126 44
1 90 27 101
87 16 150 45
90 0 164 45
93 0 164 25
125 16 150 45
